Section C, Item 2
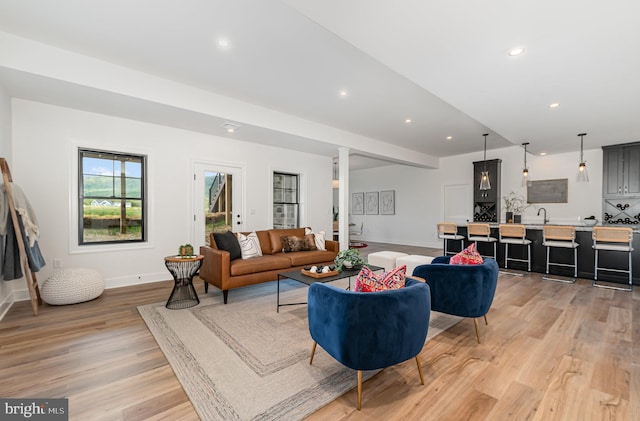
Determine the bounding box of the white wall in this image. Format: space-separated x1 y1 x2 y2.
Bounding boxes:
9 99 334 298
350 145 603 248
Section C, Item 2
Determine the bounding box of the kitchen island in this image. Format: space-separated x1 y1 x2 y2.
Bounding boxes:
453 224 639 286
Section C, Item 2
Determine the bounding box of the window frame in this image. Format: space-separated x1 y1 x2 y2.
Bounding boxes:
273 171 300 229
78 148 147 245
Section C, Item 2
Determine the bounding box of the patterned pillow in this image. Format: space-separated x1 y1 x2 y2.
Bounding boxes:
354 265 406 292
281 234 318 252
305 228 326 251
237 232 263 259
450 243 483 265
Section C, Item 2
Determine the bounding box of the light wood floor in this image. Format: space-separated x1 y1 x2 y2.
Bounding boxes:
1 242 637 420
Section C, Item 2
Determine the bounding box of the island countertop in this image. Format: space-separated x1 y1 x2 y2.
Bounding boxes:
458 222 640 233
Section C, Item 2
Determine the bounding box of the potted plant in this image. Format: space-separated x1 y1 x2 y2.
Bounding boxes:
179 243 194 257
502 191 528 223
334 248 365 271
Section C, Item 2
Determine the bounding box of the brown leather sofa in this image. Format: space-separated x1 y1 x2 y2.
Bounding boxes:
199 228 339 303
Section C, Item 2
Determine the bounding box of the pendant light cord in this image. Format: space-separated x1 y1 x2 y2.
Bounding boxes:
483 133 488 171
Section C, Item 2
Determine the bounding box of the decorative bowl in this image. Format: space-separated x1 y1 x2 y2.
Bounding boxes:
584 219 598 226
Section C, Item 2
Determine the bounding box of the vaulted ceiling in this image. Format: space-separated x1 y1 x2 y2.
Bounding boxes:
0 0 638 169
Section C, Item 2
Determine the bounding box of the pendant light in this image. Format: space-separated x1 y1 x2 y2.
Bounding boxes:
577 133 589 182
521 142 530 187
332 160 339 189
479 133 491 190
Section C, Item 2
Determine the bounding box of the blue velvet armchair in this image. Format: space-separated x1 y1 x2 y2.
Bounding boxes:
307 278 431 410
412 255 499 343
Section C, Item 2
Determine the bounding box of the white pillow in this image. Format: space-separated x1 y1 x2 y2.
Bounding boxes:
305 228 326 251
237 232 263 259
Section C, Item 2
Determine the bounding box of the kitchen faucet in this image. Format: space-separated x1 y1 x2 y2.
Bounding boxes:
537 207 549 224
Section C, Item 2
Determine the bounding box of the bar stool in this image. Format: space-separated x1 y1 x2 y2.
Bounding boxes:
542 225 579 283
437 222 465 255
499 224 531 272
592 226 633 291
467 223 497 259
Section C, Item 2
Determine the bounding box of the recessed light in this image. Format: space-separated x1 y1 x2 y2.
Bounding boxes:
339 90 348 97
508 47 525 56
540 152 547 156
217 38 230 49
221 122 240 133
549 103 560 108
446 136 453 140
405 119 412 124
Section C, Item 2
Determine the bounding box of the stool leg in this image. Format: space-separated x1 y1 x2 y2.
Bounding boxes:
527 243 531 272
493 242 496 260
574 247 577 278
546 246 550 274
629 251 633 286
504 243 508 268
444 238 448 255
594 249 598 280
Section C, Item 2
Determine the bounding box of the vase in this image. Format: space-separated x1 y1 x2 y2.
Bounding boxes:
506 211 513 223
514 214 522 223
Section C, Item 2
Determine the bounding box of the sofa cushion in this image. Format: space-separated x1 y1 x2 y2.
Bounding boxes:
305 228 326 251
283 250 337 266
237 231 262 259
354 265 406 292
229 255 292 276
268 228 306 254
450 243 483 265
213 231 242 261
282 234 317 252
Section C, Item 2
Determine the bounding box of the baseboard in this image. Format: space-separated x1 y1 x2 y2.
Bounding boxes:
8 271 170 305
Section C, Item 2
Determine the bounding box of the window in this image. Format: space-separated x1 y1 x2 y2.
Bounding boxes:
79 149 146 244
273 172 299 228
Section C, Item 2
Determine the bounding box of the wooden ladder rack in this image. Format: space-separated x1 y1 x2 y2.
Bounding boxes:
0 158 42 315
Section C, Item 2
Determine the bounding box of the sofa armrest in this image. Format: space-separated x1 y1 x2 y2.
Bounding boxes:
325 240 339 253
199 245 230 289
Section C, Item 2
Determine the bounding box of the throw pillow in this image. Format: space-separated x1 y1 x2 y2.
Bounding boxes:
213 231 242 261
354 265 406 292
304 228 326 251
237 231 263 259
450 243 483 265
281 234 318 252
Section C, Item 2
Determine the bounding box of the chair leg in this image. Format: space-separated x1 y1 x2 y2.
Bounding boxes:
309 341 317 365
357 370 363 410
484 314 488 325
415 355 425 385
474 318 481 344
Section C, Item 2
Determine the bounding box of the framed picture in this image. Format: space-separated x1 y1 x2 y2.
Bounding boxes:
351 192 364 215
365 192 379 215
380 190 395 215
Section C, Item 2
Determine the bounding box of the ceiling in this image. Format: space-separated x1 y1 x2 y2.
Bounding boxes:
0 0 638 169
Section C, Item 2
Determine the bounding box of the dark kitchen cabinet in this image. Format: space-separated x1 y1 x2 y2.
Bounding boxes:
473 159 501 222
602 142 640 225
603 142 640 198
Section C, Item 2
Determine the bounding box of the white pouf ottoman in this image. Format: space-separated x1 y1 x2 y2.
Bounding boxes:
397 255 435 277
367 251 409 271
41 268 104 305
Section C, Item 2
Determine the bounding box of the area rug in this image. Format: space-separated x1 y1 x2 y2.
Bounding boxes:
138 279 462 420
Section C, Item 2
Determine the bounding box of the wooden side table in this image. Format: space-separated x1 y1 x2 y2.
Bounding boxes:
164 255 204 309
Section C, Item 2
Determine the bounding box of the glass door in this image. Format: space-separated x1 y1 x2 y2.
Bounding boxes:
193 162 243 247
